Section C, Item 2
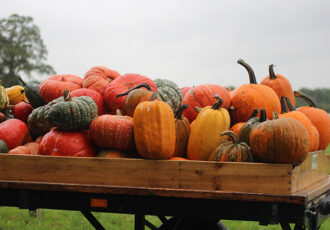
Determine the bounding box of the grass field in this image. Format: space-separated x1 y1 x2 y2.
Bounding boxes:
0 145 329 229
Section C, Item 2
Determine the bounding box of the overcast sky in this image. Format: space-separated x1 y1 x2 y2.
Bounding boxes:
2 0 330 89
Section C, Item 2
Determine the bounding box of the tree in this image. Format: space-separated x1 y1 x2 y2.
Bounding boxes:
0 14 55 87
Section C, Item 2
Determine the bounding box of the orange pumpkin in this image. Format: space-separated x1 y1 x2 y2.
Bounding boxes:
169 157 189 161
96 149 127 158
230 108 259 136
173 104 191 157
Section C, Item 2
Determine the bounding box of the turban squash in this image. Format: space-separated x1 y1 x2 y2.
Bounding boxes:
154 78 183 112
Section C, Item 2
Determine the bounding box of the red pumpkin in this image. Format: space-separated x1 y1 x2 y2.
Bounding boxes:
13 102 34 123
8 142 39 155
83 66 120 95
0 119 30 149
39 74 83 102
103 74 157 113
181 86 193 98
0 112 6 122
182 84 231 123
70 88 106 115
38 128 95 157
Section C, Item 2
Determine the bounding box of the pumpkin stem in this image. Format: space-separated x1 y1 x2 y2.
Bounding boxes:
294 91 316 108
272 111 279 120
259 109 267 122
221 131 239 144
280 96 289 113
237 59 257 84
194 106 202 113
211 95 224 110
116 83 152 98
116 109 123 115
248 108 259 120
269 64 277 80
63 90 72 101
175 104 189 119
285 97 296 111
17 76 27 86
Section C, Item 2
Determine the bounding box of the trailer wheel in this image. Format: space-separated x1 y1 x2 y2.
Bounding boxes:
158 217 227 230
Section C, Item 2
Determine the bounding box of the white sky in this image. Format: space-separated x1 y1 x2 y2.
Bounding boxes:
1 0 330 89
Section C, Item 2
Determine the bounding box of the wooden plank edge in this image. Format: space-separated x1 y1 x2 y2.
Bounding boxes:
293 177 330 203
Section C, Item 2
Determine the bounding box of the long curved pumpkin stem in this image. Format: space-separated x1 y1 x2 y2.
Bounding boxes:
63 90 72 101
248 108 259 120
237 59 257 84
285 97 296 111
280 96 289 113
259 109 267 122
221 131 239 144
211 95 224 110
269 64 277 80
294 91 316 108
17 76 27 86
175 104 189 119
116 83 152 98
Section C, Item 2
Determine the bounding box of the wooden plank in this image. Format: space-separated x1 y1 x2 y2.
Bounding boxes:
292 151 329 193
0 154 293 195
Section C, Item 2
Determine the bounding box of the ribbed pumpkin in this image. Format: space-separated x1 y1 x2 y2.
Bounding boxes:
260 64 295 108
250 112 309 164
230 108 259 136
39 74 83 102
18 77 46 108
154 78 183 112
47 90 98 131
83 66 120 95
310 125 320 152
38 128 95 157
208 131 253 162
70 88 106 116
279 97 314 151
238 109 267 145
116 83 159 117
181 86 193 98
13 102 34 123
0 119 30 149
89 111 134 151
133 100 176 159
0 80 10 111
294 91 330 150
230 59 281 124
104 73 157 114
5 85 28 105
173 104 191 157
182 84 231 123
0 139 8 153
187 96 231 161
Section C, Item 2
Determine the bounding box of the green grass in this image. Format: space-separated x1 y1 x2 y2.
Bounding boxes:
0 207 329 229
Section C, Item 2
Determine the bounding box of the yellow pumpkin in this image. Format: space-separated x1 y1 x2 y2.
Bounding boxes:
0 80 10 111
133 100 176 159
187 96 231 160
5 85 28 105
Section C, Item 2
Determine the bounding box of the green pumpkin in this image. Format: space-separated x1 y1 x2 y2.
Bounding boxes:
0 139 8 153
47 90 97 131
154 79 182 112
238 109 267 145
24 82 46 108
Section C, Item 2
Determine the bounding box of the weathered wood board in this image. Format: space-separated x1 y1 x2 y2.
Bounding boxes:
0 151 328 195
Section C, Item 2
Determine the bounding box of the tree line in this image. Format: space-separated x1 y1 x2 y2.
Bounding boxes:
296 88 330 113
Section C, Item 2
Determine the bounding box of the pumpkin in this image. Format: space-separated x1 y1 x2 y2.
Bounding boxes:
47 90 98 131
0 139 8 153
260 64 295 108
230 108 259 136
0 119 30 149
187 96 231 161
18 77 46 108
181 86 193 98
294 91 330 150
104 73 157 113
8 142 39 155
182 84 231 123
249 112 309 164
70 88 106 115
39 74 83 102
169 157 189 161
96 149 127 158
116 83 159 117
133 100 176 159
310 125 320 152
38 128 95 157
279 97 314 151
89 111 134 151
0 112 6 123
230 59 281 124
5 85 28 105
173 104 191 157
13 102 34 123
208 131 253 162
154 78 183 112
0 80 10 111
83 66 120 95
238 109 267 145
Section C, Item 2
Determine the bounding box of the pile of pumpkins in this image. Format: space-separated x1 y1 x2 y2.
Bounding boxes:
0 60 329 166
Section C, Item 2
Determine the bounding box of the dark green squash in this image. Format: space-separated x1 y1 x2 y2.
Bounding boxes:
154 79 183 112
18 77 46 108
0 139 8 153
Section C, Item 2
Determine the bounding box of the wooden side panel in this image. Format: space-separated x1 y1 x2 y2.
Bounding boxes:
0 155 293 194
292 151 329 193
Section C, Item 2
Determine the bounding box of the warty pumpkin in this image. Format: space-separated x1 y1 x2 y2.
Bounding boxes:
294 91 330 150
208 131 254 162
5 85 28 105
0 80 10 111
230 59 281 124
154 78 183 112
173 104 191 158
133 100 176 159
249 112 309 164
187 95 231 161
